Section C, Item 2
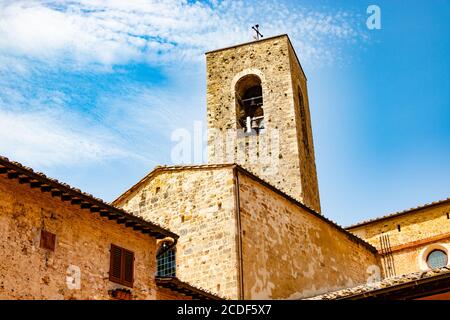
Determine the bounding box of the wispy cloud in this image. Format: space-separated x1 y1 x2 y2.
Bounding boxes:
0 0 367 68
0 0 369 168
0 107 134 167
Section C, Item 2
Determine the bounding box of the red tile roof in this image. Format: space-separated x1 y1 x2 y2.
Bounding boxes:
307 267 450 300
347 197 450 229
155 277 223 300
0 156 178 240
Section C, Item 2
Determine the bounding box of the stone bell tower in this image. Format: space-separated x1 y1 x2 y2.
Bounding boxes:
206 34 321 213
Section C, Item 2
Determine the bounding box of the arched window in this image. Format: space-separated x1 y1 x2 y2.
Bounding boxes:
156 242 176 277
298 86 310 154
426 249 448 269
235 74 264 134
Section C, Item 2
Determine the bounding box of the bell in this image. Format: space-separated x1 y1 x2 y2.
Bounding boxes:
246 116 252 133
251 119 260 130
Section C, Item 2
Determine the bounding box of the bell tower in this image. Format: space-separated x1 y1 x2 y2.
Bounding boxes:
206 34 321 213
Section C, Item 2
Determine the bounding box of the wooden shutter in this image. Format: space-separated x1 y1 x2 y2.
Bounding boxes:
109 244 134 288
109 245 123 282
123 249 134 286
40 230 56 251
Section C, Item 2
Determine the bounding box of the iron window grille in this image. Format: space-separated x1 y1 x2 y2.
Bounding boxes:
156 242 176 277
426 249 448 269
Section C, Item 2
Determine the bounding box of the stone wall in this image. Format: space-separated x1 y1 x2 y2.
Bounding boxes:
206 35 321 213
115 166 240 299
237 172 380 299
115 164 384 300
287 43 321 212
348 201 450 276
0 174 183 300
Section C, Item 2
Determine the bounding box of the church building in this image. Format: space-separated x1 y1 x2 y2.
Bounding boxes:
114 35 450 300
0 34 449 300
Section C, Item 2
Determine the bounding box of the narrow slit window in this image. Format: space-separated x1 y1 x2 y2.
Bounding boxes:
298 86 310 154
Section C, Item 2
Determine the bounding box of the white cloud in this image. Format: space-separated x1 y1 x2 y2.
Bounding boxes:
0 0 369 167
0 107 137 167
0 0 367 68
0 74 200 168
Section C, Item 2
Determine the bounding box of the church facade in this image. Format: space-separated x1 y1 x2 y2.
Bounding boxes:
114 35 450 300
113 163 379 299
0 34 449 300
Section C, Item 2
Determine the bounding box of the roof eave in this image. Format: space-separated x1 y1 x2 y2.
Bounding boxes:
0 156 178 240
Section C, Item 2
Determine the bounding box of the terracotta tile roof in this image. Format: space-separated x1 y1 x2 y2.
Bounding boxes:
346 197 450 229
155 277 223 300
0 156 178 240
307 267 450 300
113 163 378 254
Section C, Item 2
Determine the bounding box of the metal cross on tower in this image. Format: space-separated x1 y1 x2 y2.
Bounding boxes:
252 25 263 40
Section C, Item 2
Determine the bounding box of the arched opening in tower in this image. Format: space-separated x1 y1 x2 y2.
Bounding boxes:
235 74 264 134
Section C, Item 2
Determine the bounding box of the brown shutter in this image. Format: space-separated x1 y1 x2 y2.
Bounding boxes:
110 245 122 281
109 244 134 288
123 249 134 286
40 230 56 251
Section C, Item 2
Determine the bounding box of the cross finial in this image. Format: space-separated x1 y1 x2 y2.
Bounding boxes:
252 24 263 41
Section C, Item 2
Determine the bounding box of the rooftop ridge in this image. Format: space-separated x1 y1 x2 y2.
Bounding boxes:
205 33 307 81
205 34 288 55
346 197 450 229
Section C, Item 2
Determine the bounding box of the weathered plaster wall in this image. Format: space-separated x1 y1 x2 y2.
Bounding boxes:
348 202 450 276
206 35 321 212
0 175 177 300
237 172 380 299
115 166 240 299
384 240 450 276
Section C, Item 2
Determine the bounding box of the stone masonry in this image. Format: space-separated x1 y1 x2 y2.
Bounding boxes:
0 174 158 299
347 200 450 277
0 164 207 300
115 165 239 299
115 165 380 299
206 35 321 213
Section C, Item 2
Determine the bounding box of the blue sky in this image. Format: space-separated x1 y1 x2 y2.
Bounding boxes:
0 0 449 226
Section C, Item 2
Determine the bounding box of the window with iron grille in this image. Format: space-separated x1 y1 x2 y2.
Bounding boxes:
156 242 176 277
427 249 448 269
109 244 134 287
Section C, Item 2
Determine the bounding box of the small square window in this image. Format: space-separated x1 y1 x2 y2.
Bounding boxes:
40 230 56 251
